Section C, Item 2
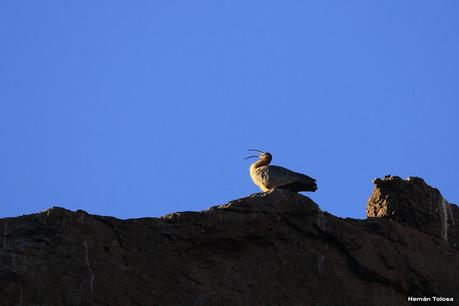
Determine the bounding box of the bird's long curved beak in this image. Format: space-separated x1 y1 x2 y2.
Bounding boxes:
244 155 259 160
248 149 265 153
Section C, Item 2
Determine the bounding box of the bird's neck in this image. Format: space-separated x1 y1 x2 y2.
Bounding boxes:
250 158 270 170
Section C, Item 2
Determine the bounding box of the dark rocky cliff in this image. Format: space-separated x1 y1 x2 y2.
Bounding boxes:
1 176 458 306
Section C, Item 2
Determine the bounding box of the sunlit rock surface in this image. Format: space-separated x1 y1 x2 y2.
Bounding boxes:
1 179 458 305
367 175 458 247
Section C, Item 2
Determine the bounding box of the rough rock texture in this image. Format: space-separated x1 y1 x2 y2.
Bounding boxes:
367 176 458 248
0 178 458 306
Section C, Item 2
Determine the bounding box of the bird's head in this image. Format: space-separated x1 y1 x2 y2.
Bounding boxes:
245 149 272 163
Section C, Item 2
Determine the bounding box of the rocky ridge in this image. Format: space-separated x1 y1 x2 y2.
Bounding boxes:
0 176 458 305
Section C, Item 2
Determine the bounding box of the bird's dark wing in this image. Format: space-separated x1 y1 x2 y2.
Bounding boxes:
266 165 317 192
253 165 293 190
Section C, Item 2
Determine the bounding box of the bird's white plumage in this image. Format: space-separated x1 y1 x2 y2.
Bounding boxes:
251 165 298 190
248 152 317 193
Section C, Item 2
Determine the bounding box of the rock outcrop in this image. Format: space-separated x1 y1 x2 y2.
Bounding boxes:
367 176 458 248
0 177 458 306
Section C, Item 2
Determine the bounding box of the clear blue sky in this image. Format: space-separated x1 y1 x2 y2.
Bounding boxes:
1 1 458 219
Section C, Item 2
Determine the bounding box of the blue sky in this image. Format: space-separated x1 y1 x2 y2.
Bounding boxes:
1 1 458 219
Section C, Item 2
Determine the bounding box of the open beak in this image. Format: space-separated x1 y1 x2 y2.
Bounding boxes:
245 149 265 160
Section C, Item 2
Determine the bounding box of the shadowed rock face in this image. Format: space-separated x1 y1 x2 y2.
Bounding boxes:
0 179 458 306
367 176 458 248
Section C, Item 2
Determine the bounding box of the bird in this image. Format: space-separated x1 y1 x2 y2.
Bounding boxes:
245 149 317 193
